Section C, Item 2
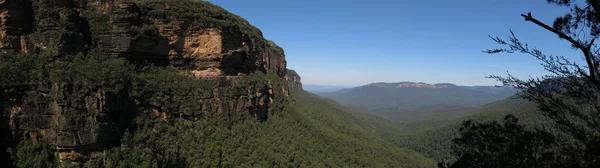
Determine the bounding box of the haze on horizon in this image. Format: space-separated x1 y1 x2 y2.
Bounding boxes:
208 0 582 86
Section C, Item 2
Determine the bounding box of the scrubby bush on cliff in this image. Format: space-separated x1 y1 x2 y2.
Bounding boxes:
0 52 133 167
7 140 58 168
0 51 219 167
0 52 47 87
135 0 262 37
105 120 188 168
50 53 134 116
130 66 217 118
0 52 133 114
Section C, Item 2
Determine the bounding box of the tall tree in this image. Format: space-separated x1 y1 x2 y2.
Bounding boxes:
449 115 562 168
449 0 600 167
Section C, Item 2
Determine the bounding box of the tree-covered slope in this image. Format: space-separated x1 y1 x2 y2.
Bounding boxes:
0 0 306 166
98 91 437 167
0 52 435 167
389 96 548 162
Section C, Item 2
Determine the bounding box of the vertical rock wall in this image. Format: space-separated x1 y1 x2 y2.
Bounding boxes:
0 0 302 165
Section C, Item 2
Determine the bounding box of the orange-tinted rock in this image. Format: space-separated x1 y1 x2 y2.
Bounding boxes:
285 69 303 91
0 0 28 51
1 0 303 165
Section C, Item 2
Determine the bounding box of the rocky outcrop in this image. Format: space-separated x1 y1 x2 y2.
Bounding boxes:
82 1 289 78
0 0 36 52
285 69 302 91
0 0 301 165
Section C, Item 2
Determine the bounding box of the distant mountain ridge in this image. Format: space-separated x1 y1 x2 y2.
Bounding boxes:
322 81 518 119
304 84 353 93
462 85 518 94
364 82 513 90
366 82 458 89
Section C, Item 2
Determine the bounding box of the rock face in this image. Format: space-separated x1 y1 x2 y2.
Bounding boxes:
0 0 30 51
0 0 301 165
285 69 303 91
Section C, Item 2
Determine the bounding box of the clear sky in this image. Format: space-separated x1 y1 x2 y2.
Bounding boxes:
207 0 582 86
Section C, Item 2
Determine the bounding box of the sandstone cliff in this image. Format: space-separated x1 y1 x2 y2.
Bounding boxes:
0 0 301 165
285 69 302 91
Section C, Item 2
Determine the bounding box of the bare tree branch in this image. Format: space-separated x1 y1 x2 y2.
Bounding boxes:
522 12 600 89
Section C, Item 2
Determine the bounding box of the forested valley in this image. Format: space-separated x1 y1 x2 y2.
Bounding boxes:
2 0 600 168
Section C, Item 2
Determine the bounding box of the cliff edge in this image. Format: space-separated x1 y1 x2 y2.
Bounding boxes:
0 0 301 165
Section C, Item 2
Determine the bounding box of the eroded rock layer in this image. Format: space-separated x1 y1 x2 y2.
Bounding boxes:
0 0 301 164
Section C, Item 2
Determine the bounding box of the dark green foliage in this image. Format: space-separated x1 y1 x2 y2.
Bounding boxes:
82 158 105 168
379 96 548 162
7 140 58 168
449 115 565 168
0 52 50 88
0 52 132 108
50 53 132 93
0 51 434 167
105 120 189 168
476 0 600 166
428 0 600 167
366 97 554 166
265 73 290 118
27 0 91 55
0 1 452 167
0 51 219 117
0 52 129 166
135 0 262 37
130 66 217 117
0 52 212 166
102 92 435 168
51 53 134 116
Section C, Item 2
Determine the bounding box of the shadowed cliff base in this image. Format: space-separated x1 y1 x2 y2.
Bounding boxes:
0 0 303 166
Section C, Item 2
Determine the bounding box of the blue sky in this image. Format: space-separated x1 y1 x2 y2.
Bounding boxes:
208 0 582 86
